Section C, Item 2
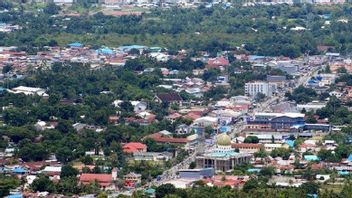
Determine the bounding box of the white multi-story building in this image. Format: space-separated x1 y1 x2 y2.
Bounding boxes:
244 81 277 97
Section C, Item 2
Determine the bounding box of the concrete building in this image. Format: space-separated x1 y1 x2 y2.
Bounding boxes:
8 86 48 97
275 61 299 75
266 75 287 87
178 168 214 180
133 152 173 161
196 133 251 172
123 172 142 188
231 143 261 154
263 143 289 152
254 134 284 143
245 81 277 97
297 101 327 112
247 112 305 130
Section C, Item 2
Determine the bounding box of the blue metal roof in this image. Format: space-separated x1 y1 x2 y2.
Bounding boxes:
247 168 261 173
248 55 266 60
339 171 349 175
304 155 320 161
307 194 318 198
12 167 27 174
219 126 231 133
144 188 155 194
285 140 295 148
118 45 147 51
68 42 83 47
347 154 352 162
308 80 318 84
96 47 114 55
5 194 23 198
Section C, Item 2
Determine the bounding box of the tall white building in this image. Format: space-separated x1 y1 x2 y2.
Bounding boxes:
245 81 277 97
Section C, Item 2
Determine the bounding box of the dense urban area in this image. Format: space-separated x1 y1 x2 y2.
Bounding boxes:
3 0 352 198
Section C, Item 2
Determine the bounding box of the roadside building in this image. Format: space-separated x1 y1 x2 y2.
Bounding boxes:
247 112 305 130
178 168 214 179
231 143 262 154
297 101 327 112
154 92 183 106
124 172 142 188
245 81 277 97
133 152 173 161
122 142 147 154
266 75 287 87
196 133 251 172
80 171 117 190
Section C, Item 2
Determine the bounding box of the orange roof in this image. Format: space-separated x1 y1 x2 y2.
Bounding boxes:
123 142 147 153
80 173 112 186
207 56 230 68
204 176 245 188
168 113 182 119
184 111 202 120
300 143 316 148
23 161 48 171
311 163 324 170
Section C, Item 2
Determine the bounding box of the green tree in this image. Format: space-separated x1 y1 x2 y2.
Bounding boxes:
56 177 80 195
270 148 291 160
48 93 61 105
189 162 196 169
0 175 20 197
81 156 94 165
337 67 347 73
18 141 49 162
300 181 319 194
156 184 177 198
60 165 79 179
31 175 56 193
324 65 331 73
2 64 12 74
260 166 275 177
306 115 317 123
43 2 61 15
244 136 259 144
243 178 259 192
255 93 266 102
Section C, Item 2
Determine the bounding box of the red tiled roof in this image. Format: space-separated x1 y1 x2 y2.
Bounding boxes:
23 161 47 171
300 143 316 148
147 132 189 144
184 111 202 120
80 173 113 186
125 116 155 124
123 142 147 153
204 176 245 188
168 113 182 119
207 57 230 68
311 163 324 170
278 165 294 170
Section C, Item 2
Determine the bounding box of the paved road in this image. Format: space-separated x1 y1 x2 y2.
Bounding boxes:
149 142 212 186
